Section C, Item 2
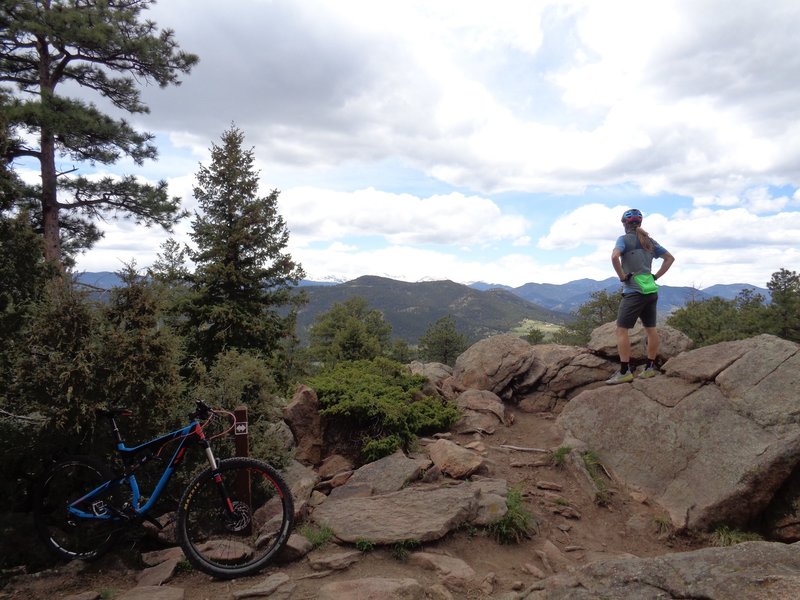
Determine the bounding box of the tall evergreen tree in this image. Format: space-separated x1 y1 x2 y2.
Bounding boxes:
0 0 198 268
186 126 305 365
418 314 468 366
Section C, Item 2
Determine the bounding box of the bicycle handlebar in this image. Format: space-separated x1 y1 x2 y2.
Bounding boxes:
189 400 214 421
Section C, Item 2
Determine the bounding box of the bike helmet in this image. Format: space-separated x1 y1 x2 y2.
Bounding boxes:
621 208 643 224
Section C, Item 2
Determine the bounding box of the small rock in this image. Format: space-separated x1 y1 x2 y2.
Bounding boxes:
551 504 582 519
479 571 497 594
136 557 179 587
117 587 184 600
308 549 363 571
233 572 291 599
536 480 563 491
141 546 184 567
63 593 101 600
523 562 547 578
409 552 476 592
276 533 314 562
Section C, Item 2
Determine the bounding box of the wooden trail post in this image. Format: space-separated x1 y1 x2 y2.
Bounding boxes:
233 405 252 533
234 405 249 458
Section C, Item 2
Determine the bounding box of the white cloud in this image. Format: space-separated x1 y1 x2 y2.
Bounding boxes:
49 0 800 292
279 187 528 247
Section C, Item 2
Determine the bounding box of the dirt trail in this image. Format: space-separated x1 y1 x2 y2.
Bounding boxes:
2 407 706 600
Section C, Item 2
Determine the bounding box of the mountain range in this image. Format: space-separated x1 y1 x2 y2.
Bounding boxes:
75 272 769 345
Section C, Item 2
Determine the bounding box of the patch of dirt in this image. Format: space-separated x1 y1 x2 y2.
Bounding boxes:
1 407 709 600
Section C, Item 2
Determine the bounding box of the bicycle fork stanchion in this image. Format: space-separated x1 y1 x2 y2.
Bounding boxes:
234 405 252 535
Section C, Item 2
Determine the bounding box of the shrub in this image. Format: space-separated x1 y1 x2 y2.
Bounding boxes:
551 446 572 467
712 525 762 546
299 524 334 549
582 450 611 506
355 538 375 552
487 487 535 544
307 357 460 462
187 349 291 468
391 539 421 561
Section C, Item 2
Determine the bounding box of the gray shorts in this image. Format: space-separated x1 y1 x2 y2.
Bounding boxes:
617 293 658 328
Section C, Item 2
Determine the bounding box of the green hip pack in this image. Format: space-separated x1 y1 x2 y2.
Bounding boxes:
633 273 659 294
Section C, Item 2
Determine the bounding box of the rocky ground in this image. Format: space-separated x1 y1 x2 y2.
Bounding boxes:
1 405 708 600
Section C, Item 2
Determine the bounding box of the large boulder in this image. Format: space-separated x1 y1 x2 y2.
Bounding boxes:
523 541 800 599
452 334 542 401
557 335 800 530
588 321 693 361
312 483 492 544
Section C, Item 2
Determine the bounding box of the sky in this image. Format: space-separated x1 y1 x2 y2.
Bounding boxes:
21 0 800 289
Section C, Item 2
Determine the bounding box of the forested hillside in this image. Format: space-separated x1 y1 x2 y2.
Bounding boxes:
296 276 569 343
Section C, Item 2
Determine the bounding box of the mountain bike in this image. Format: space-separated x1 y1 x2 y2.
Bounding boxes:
33 401 294 579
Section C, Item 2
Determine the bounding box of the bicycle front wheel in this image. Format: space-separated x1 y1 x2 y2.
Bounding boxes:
177 457 294 579
34 457 121 561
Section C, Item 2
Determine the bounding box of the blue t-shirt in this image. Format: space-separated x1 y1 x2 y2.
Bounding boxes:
615 233 668 295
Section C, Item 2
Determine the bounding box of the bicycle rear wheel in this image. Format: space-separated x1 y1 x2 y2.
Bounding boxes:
177 457 294 579
34 457 122 561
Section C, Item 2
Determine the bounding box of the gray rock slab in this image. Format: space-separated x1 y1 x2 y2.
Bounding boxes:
523 541 800 600
317 577 425 600
117 587 184 600
557 376 800 529
312 483 481 544
331 450 422 498
136 557 178 587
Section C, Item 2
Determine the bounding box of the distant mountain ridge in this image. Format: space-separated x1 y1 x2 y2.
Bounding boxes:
73 272 770 344
470 278 770 315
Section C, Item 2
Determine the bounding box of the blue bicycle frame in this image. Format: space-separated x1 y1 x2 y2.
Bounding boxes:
67 418 209 522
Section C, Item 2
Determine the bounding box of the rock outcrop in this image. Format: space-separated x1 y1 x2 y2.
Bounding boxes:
15 328 800 600
557 334 800 530
522 541 800 599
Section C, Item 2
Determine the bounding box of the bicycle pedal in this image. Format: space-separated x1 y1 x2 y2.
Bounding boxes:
141 514 165 530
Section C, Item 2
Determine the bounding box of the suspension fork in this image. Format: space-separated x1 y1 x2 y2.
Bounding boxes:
197 431 237 517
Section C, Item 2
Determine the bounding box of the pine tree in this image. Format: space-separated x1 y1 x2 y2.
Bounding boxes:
552 289 621 346
186 126 305 365
418 314 468 366
307 297 392 368
0 0 198 268
767 268 800 342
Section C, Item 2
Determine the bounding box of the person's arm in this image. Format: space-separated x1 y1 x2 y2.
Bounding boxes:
653 252 675 281
611 247 630 281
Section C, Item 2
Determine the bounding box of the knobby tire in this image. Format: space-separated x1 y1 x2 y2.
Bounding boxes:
34 457 121 562
176 457 294 579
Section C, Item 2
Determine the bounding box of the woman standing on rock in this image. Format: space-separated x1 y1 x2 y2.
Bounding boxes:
606 208 675 384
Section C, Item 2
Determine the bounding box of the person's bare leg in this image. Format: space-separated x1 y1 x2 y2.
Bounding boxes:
644 326 659 361
616 326 631 363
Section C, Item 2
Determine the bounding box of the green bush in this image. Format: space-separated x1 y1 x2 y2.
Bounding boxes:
487 487 535 544
712 525 762 546
551 446 572 467
299 524 334 549
307 357 460 462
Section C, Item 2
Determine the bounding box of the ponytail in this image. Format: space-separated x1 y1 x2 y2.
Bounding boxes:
636 227 654 252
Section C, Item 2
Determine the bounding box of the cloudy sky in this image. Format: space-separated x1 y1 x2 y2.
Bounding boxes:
47 0 800 288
